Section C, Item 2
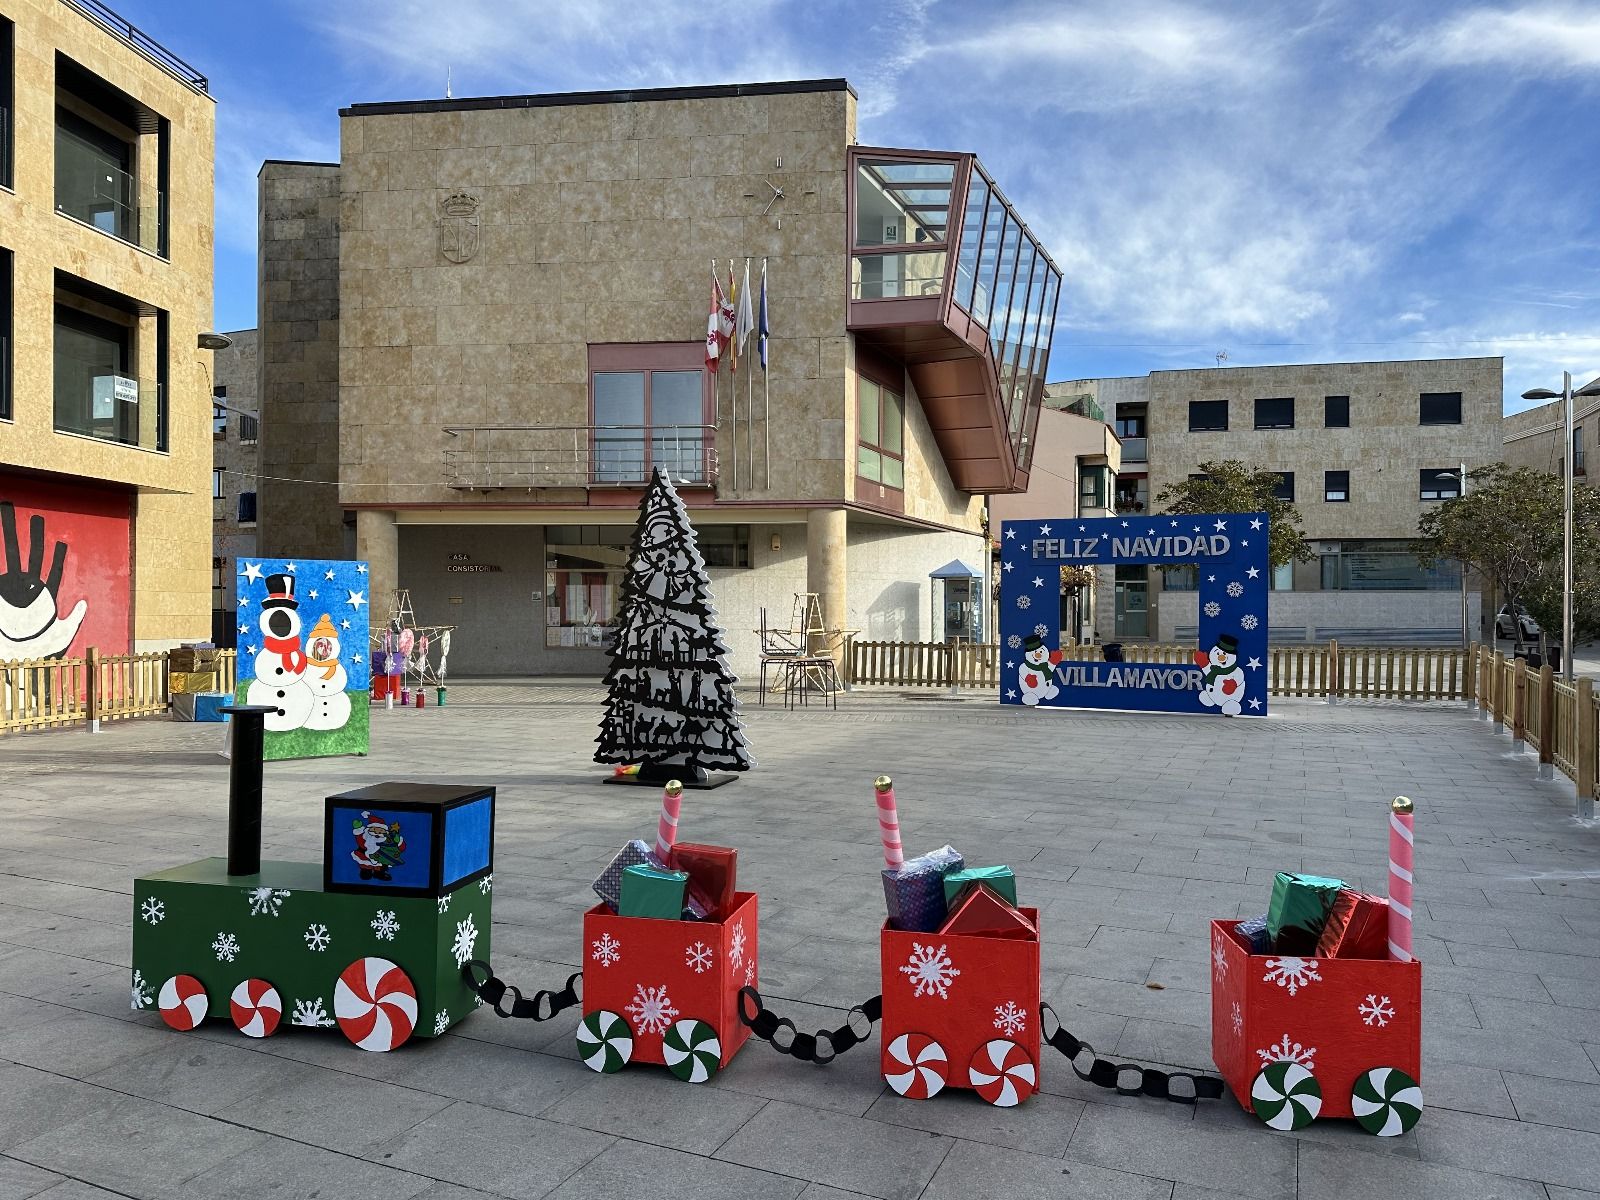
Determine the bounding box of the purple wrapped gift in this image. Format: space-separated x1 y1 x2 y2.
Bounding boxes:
882 844 964 933
594 838 708 918
1237 912 1272 954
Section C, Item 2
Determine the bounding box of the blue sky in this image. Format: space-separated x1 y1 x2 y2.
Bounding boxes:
131 0 1600 413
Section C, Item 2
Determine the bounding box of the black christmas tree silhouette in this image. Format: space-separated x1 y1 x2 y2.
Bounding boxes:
595 466 753 783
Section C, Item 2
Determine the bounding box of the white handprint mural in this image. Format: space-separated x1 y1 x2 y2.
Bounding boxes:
0 501 89 659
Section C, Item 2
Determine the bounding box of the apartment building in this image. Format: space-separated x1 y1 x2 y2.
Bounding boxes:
1060 358 1502 645
0 0 215 656
210 327 257 646
256 79 1061 676
1502 376 1600 480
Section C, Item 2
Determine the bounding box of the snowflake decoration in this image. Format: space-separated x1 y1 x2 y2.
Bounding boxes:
626 983 680 1035
1256 1033 1316 1071
1262 957 1322 997
685 941 714 973
745 961 756 986
591 932 622 967
292 998 335 1027
1033 623 1050 638
437 894 451 914
479 873 494 895
434 1010 451 1036
1204 601 1221 618
1241 613 1260 631
1226 581 1244 598
304 923 331 952
730 921 746 969
992 1001 1028 1037
1212 939 1229 980
1358 994 1395 1027
1006 635 1022 650
139 897 165 925
246 887 291 917
1231 1001 1243 1037
130 969 153 1011
370 909 401 941
212 932 241 963
1016 595 1031 610
450 914 479 967
899 942 961 999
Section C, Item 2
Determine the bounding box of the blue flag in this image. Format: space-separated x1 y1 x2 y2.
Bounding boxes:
758 259 769 371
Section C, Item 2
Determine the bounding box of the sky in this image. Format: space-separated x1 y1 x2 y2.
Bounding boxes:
129 0 1600 414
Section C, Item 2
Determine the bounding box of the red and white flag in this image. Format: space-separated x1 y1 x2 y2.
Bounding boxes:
706 269 727 369
720 260 737 365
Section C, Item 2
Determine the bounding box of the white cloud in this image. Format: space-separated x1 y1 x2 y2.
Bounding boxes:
214 100 337 257
1374 5 1600 72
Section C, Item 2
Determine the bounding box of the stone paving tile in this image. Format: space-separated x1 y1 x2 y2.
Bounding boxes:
1297 1139 1545 1199
1501 1071 1600 1135
85 1038 319 1114
1420 1107 1600 1190
921 1138 1175 1199
159 1139 436 1200
0 1064 120 1154
539 1069 770 1156
0 1155 61 1200
1066 1100 1296 1198
215 1068 456 1154
863 1085 1085 1157
545 1137 805 1200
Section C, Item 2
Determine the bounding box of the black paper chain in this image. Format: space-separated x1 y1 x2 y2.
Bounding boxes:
461 960 583 1022
737 986 882 1065
1039 1002 1225 1104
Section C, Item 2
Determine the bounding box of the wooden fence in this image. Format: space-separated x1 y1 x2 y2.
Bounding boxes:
1471 643 1596 818
0 648 237 736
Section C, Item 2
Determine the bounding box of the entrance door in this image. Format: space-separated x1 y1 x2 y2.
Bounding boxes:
1114 565 1148 638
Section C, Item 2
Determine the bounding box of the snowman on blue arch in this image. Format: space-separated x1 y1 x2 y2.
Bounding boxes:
1194 633 1247 717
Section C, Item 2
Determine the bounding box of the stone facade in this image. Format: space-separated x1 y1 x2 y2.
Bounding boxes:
211 328 258 635
1502 380 1600 480
0 0 216 650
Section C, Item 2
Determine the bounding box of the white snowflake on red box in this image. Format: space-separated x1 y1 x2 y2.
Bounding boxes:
744 960 755 986
1358 993 1395 1027
729 921 746 970
1262 956 1321 996
685 941 714 973
591 932 621 967
992 1001 1028 1037
1256 1033 1316 1071
1212 936 1229 980
626 983 679 1035
900 942 961 999
1231 1001 1243 1037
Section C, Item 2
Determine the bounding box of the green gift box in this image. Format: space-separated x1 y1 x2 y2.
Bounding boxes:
1266 872 1345 953
619 864 689 920
942 866 1017 909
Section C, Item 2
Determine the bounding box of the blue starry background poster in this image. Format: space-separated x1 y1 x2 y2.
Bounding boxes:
234 558 371 760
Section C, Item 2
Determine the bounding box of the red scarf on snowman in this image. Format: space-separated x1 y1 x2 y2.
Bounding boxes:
264 634 307 675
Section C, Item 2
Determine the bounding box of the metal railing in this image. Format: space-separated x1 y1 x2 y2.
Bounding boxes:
59 0 210 93
443 424 719 489
1119 436 1147 463
55 157 164 254
53 376 164 451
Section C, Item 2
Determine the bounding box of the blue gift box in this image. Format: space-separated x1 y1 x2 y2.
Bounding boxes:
324 782 494 898
193 692 229 723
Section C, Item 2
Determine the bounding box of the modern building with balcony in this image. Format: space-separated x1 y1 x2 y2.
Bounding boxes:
1502 376 1600 482
255 79 1061 676
0 0 215 655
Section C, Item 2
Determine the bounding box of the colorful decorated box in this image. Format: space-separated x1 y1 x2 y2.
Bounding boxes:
879 910 1041 1106
324 783 494 899
577 892 757 1082
1211 919 1422 1131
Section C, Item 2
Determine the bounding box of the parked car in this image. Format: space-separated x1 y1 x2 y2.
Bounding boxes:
1495 605 1541 641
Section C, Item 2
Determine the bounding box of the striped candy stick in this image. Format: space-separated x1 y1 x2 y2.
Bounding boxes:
656 779 684 861
875 775 905 871
1387 796 1414 961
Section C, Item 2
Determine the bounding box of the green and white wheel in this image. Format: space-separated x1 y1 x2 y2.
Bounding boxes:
576 1009 633 1074
1352 1066 1423 1137
1250 1061 1322 1130
662 1017 721 1083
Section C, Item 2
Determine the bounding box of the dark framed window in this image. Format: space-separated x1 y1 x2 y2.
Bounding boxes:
239 413 258 443
53 300 133 443
1325 395 1349 427
1419 392 1462 425
587 344 711 485
0 247 11 421
1272 471 1295 502
1420 468 1461 500
213 404 226 437
1079 464 1107 509
1324 470 1349 502
1 17 13 190
54 54 169 257
237 491 257 523
1188 399 1228 431
1320 539 1460 590
1254 397 1294 429
212 468 223 500
858 375 905 491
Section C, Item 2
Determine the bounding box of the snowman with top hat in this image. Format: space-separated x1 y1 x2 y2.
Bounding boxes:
302 612 351 731
245 572 315 731
1017 633 1063 706
1195 633 1246 716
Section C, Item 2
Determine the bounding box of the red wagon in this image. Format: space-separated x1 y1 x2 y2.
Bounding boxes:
1211 919 1422 1135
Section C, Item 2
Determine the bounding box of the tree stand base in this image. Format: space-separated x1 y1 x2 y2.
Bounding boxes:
601 763 738 789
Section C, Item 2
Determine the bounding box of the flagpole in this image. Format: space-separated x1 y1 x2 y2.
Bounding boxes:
744 258 754 490
763 259 771 490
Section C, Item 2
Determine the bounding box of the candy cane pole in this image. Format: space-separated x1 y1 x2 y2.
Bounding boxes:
875 775 905 871
1387 796 1414 962
656 779 683 861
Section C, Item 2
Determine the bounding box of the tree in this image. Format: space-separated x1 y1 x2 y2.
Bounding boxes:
595 466 753 781
1153 460 1313 569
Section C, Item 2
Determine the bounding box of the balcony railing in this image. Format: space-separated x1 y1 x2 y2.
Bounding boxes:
444 424 719 490
55 158 164 254
54 374 163 451
60 0 210 93
1119 436 1147 463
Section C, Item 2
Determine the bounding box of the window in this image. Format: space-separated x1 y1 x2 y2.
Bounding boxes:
857 376 905 490
54 298 134 444
1419 391 1462 425
851 156 954 300
1324 395 1349 428
212 468 223 499
1324 470 1349 502
0 247 11 421
1 17 12 190
239 413 258 443
1272 472 1295 502
588 345 710 484
1188 400 1228 431
1575 427 1586 476
1114 476 1147 514
1254 397 1294 429
1419 468 1461 501
1115 404 1147 463
1079 464 1107 509
695 525 750 569
237 491 256 523
213 404 227 437
1320 540 1460 590
1272 563 1294 591
1162 565 1198 592
54 55 169 256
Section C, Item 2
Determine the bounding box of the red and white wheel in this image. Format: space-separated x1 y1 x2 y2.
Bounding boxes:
334 957 418 1052
229 978 283 1038
969 1039 1037 1107
158 974 209 1032
885 1032 948 1099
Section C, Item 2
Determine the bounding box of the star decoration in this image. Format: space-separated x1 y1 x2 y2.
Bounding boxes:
1246 567 1260 578
1247 657 1263 670
324 569 335 580
1006 661 1015 669
1002 561 1014 572
246 645 257 656
237 624 248 635
1214 519 1227 531
353 654 364 664
238 562 264 582
1250 518 1263 530
340 619 351 630
356 564 368 574
1005 529 1016 540
347 590 367 609
1033 577 1046 588
1193 526 1201 533
1170 520 1179 527
1078 525 1086 532
239 597 251 608
285 563 298 573
1040 523 1052 535
1207 575 1216 582
1006 689 1018 699
1121 520 1129 527
1241 540 1249 546
308 589 318 599
1248 698 1262 711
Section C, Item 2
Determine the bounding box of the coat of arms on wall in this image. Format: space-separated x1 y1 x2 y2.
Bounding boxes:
438 190 481 263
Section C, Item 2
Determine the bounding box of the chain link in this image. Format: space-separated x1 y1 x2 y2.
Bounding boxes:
737 986 882 1065
461 960 583 1022
1039 1002 1224 1104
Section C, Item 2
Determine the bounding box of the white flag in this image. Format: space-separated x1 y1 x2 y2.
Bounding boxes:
735 258 755 355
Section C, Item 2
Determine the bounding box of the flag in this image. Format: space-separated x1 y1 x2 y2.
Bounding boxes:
758 259 769 371
706 269 724 369
722 260 738 368
735 258 755 363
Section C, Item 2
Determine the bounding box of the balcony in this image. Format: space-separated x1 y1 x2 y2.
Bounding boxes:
444 425 719 491
1119 436 1147 464
54 154 163 253
53 372 162 450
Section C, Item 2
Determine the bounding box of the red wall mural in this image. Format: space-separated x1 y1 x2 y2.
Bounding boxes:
0 472 132 659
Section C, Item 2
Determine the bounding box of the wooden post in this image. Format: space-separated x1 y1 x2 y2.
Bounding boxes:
1491 651 1505 728
1512 658 1527 750
85 646 101 734
1577 678 1596 820
1538 663 1555 779
1327 638 1340 703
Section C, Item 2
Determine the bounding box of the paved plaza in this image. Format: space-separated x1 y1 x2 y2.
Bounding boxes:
1 687 1598 1199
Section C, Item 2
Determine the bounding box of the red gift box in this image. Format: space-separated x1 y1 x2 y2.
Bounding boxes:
1315 891 1390 960
669 843 737 918
580 892 757 1079
880 908 1041 1106
938 886 1037 939
1211 919 1421 1124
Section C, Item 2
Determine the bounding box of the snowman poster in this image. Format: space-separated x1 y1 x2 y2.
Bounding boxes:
235 559 370 759
998 513 1270 716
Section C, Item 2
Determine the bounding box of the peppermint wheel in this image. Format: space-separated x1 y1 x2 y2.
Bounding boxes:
229 978 283 1038
333 957 417 1052
577 1009 634 1074
662 1018 721 1084
884 1032 948 1100
1251 1061 1322 1130
1351 1066 1423 1137
158 974 209 1032
968 1038 1038 1108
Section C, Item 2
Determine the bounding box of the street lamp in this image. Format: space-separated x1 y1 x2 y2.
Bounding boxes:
1520 373 1600 679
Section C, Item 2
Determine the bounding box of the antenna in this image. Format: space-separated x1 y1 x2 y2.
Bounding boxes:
1215 349 1229 367
446 66 453 99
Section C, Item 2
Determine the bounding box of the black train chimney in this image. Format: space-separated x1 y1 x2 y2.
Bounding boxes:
220 705 276 876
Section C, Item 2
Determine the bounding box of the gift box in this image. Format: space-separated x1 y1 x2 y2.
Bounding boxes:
619 865 690 919
669 843 736 917
169 670 221 695
594 839 708 918
942 866 1017 909
1315 890 1391 960
1236 912 1272 953
938 885 1036 939
1267 872 1345 955
883 845 964 933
